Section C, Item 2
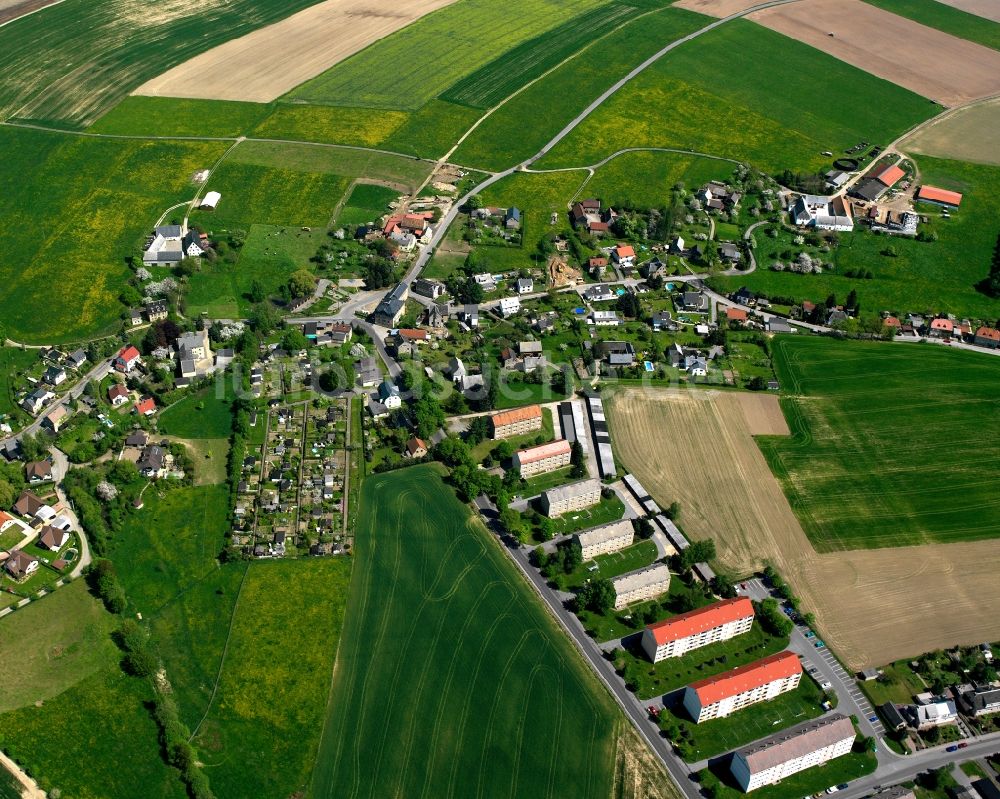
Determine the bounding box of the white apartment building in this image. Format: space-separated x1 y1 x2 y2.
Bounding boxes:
513 439 571 477
730 713 856 792
612 563 671 609
683 651 802 723
576 519 634 560
641 597 755 662
540 479 601 517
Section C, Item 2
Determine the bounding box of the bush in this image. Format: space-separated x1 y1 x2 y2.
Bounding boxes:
123 648 157 677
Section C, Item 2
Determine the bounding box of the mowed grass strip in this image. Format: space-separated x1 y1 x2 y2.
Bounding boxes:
0 127 227 343
288 0 607 110
863 0 1000 51
452 5 708 171
309 464 619 798
194 558 351 799
536 20 935 174
439 3 643 109
158 384 234 439
760 336 1000 551
0 0 321 128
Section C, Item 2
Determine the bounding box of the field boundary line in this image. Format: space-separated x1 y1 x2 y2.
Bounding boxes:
188 559 251 741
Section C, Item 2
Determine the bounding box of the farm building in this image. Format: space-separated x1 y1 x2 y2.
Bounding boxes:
974 327 1000 348
682 651 802 723
540 479 601 518
575 519 634 561
612 563 671 609
641 597 755 662
490 405 542 439
199 191 221 210
730 713 855 792
791 194 853 231
875 163 905 187
916 185 962 207
512 439 571 477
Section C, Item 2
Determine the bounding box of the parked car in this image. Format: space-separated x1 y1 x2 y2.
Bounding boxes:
868 715 878 723
815 640 826 648
957 742 968 749
805 631 816 639
946 745 959 753
820 681 832 690
826 786 841 794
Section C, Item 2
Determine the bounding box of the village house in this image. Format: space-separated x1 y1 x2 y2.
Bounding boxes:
378 379 401 410
43 405 68 433
681 291 709 313
612 563 671 609
67 349 87 370
642 597 755 662
43 365 67 386
372 283 409 328
459 305 479 328
145 299 168 322
516 277 534 295
540 478 601 517
128 307 144 326
612 244 635 266
412 277 444 299
683 651 802 723
584 284 616 303
957 684 1000 717
38 525 69 551
600 340 635 367
137 445 168 478
355 357 380 388
405 437 428 459
590 310 620 327
108 383 129 407
25 460 52 483
651 311 673 332
498 296 521 318
4 550 39 581
113 345 142 373
791 194 854 232
134 396 157 416
177 329 214 378
973 326 1000 349
21 387 54 415
928 318 954 338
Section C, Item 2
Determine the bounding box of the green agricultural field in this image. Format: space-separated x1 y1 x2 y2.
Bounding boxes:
537 20 935 175
251 104 410 148
381 100 483 159
309 464 620 798
0 668 185 799
0 768 21 799
583 150 734 209
159 385 234 439
0 0 321 128
759 337 1000 551
452 6 709 171
186 224 326 318
89 96 270 137
0 580 118 714
289 0 607 110
194 558 351 799
0 126 226 343
863 0 1000 51
336 183 401 226
440 3 643 109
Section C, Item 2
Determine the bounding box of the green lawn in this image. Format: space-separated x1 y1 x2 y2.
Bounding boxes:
704 750 876 799
194 558 351 799
0 580 118 714
537 20 935 175
559 539 659 591
0 126 226 343
518 466 575 497
494 377 572 410
308 464 620 798
584 150 733 210
381 100 484 160
158 384 233 439
452 5 708 170
336 183 401 227
288 0 607 110
760 336 1000 550
714 156 1000 320
667 677 829 761
89 96 270 137
537 493 627 539
0 346 38 420
863 0 1000 51
860 661 927 706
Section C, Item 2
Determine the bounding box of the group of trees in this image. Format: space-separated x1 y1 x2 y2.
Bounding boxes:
87 558 126 614
577 577 615 615
979 232 1000 297
152 686 216 799
532 539 583 580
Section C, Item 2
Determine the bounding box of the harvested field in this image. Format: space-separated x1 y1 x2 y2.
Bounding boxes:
673 0 762 15
937 0 1000 23
606 387 1000 669
902 98 1000 165
749 0 1000 106
135 0 457 103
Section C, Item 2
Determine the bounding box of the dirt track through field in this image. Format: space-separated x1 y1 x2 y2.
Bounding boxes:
901 98 1000 165
134 0 458 102
607 388 1000 669
748 0 1000 106
935 0 1000 23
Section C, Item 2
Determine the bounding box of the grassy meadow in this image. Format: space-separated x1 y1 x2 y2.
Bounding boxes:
381 99 483 159
862 0 1000 51
0 0 321 128
309 464 620 798
537 20 935 174
89 96 269 137
583 150 734 208
714 156 1000 320
194 558 351 799
251 104 410 148
336 183 401 226
452 5 708 171
288 0 607 110
760 336 1000 551
0 126 226 343
159 384 234 439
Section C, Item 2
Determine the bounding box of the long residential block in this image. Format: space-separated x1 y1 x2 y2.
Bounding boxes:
490 404 542 439
641 597 755 662
576 519 634 560
730 713 856 792
513 439 571 477
683 651 802 723
540 478 601 517
612 563 671 609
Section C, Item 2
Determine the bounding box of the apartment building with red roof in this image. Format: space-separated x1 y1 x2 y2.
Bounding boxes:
683 651 802 723
641 597 755 663
489 404 542 439
512 439 571 477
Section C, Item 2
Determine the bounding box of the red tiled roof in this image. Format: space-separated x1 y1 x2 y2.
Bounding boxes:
515 439 571 465
118 345 140 362
491 404 542 428
930 318 954 331
134 397 156 414
876 164 905 187
589 221 609 232
801 301 816 312
883 316 900 327
589 257 608 267
689 651 801 706
398 329 428 341
616 245 635 258
975 326 1000 342
406 437 427 456
647 597 754 646
917 186 962 206
726 308 748 321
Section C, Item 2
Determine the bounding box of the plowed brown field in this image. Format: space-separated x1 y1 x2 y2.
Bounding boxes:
607 388 1000 669
134 0 457 102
